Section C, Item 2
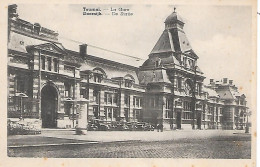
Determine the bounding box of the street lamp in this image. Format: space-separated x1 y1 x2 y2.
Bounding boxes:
15 93 28 119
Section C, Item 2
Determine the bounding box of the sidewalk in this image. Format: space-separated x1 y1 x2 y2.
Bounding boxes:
8 129 251 148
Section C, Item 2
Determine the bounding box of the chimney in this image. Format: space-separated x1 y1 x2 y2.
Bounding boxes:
210 79 214 84
79 44 87 58
223 78 228 84
8 4 18 19
229 80 233 85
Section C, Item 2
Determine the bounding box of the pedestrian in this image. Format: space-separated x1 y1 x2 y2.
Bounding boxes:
160 123 163 132
157 123 159 132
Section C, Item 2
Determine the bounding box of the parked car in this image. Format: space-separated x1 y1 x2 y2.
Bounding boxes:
99 123 110 131
117 124 130 131
87 124 98 131
136 122 146 131
143 123 155 131
126 122 137 131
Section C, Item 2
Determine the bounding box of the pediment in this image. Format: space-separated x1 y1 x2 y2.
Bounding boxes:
27 42 67 55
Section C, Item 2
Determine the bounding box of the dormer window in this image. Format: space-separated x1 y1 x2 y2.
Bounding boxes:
125 79 132 88
124 74 135 88
183 57 187 67
155 58 161 68
33 23 41 34
155 61 159 67
92 68 106 83
93 74 102 83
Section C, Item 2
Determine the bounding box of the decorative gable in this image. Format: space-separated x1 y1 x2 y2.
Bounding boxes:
26 42 67 56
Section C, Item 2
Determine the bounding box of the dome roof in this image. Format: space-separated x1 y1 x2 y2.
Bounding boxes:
164 11 184 24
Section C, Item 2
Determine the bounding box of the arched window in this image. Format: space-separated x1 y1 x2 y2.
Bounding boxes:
93 67 106 77
124 74 135 88
155 58 161 68
92 67 106 83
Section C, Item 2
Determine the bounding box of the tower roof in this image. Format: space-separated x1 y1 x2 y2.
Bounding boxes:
150 28 193 54
164 8 184 24
150 9 195 56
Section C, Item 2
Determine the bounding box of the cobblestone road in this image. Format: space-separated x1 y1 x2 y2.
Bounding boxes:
8 135 251 158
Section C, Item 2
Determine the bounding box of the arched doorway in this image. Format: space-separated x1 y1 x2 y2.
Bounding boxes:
41 85 58 128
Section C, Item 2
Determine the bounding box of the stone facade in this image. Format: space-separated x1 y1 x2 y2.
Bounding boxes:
7 4 249 130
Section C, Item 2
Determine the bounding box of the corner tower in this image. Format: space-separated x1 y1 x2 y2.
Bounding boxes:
138 8 206 130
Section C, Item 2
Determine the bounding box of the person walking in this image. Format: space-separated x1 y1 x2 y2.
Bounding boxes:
160 123 163 132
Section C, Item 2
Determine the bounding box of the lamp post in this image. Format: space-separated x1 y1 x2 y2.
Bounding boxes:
15 93 28 119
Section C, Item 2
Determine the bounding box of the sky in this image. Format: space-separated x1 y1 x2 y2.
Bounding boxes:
16 4 254 109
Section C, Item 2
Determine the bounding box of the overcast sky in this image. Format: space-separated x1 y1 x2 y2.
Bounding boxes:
16 4 253 108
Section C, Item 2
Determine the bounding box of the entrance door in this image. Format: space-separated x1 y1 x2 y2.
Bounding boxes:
176 111 182 129
41 85 58 128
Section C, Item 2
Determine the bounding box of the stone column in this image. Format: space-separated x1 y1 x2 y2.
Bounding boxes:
174 74 178 89
181 77 185 90
32 73 40 117
231 106 235 129
99 89 105 120
162 96 166 119
129 94 134 122
119 91 125 121
88 88 94 120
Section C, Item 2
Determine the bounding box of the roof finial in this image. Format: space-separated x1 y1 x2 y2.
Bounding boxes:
174 6 176 12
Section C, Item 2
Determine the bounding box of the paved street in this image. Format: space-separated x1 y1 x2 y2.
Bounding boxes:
7 129 251 158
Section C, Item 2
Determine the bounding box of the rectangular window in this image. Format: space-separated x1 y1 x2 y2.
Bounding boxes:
165 110 169 118
136 98 140 107
94 74 102 83
41 56 45 70
93 106 99 119
16 78 25 93
104 93 108 104
80 89 88 99
53 58 58 72
166 98 171 109
108 94 112 104
220 108 223 114
113 108 118 119
108 108 112 118
113 94 118 105
64 83 71 97
183 57 187 66
104 108 108 120
134 110 142 121
47 57 52 71
124 108 129 121
64 103 71 116
124 94 129 106
178 78 182 89
125 80 132 88
93 90 99 104
133 97 141 108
